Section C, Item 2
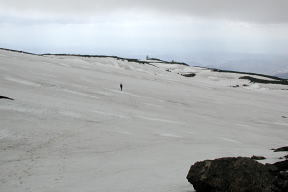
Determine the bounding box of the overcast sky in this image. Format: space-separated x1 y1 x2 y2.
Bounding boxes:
0 0 288 73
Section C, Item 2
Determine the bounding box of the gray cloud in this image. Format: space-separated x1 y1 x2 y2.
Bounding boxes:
0 0 288 23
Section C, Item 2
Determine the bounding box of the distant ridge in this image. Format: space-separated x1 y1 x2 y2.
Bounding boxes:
0 48 150 64
1 47 287 82
147 57 189 66
274 72 288 79
0 47 38 56
208 68 285 81
42 53 151 65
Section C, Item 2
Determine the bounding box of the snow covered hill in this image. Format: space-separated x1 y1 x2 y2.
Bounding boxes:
0 48 287 192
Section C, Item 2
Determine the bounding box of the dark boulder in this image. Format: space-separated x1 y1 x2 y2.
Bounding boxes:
180 73 196 77
186 157 274 192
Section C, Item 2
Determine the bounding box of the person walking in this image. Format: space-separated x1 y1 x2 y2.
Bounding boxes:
120 83 123 91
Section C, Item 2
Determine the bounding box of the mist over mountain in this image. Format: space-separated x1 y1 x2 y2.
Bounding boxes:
274 72 288 79
139 52 288 77
202 53 288 76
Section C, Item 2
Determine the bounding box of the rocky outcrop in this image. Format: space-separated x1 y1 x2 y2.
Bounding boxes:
0 95 14 100
186 157 288 192
273 146 288 152
239 76 288 85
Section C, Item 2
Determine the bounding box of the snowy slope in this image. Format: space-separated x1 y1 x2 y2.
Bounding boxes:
0 49 288 192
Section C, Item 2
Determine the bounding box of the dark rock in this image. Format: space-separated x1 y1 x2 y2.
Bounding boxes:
274 146 288 152
242 84 249 87
180 73 196 77
281 116 287 118
0 96 14 100
251 155 266 160
232 85 240 88
187 157 274 192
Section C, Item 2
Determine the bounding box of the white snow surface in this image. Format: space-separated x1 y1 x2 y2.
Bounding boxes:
0 49 288 192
